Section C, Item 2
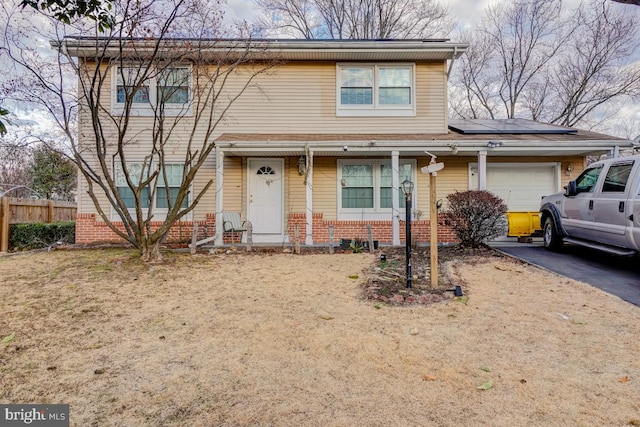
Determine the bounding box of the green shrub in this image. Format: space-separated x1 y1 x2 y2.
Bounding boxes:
9 222 75 251
444 190 508 248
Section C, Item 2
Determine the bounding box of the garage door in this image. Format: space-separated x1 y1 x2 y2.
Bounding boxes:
471 163 559 211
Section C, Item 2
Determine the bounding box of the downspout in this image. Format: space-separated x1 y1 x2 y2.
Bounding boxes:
446 46 458 79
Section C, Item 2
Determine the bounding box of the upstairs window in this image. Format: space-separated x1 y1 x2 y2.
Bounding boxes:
113 65 191 115
116 67 150 105
337 64 415 117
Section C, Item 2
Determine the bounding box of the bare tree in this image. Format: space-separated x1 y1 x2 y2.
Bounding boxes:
0 134 33 197
450 0 640 132
2 0 275 262
537 1 640 126
254 0 454 39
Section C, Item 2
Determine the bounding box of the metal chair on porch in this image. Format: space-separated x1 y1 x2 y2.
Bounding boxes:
222 212 250 244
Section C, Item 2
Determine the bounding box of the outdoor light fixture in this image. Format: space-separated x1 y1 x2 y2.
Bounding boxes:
487 141 501 148
297 156 306 175
565 163 573 175
401 178 414 197
449 144 458 155
401 178 414 288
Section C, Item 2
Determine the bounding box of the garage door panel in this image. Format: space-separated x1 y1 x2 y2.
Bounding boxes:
485 164 558 211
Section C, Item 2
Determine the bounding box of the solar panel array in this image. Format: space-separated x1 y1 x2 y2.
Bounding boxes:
448 118 577 135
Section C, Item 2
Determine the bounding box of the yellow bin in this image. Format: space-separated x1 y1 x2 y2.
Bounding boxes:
506 212 542 237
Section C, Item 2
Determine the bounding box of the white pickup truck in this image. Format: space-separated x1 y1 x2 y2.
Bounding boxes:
539 154 640 256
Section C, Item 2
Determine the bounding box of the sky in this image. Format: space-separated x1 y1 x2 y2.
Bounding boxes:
224 0 585 33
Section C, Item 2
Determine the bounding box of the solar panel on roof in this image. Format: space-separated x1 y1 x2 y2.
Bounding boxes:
448 118 577 134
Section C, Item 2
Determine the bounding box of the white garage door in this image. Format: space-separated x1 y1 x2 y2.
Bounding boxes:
471 163 559 211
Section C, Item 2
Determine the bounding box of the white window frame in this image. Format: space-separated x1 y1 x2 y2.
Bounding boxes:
337 159 416 220
111 64 192 116
111 160 192 221
336 63 416 117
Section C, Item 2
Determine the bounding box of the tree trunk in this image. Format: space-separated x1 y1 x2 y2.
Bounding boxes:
141 240 163 263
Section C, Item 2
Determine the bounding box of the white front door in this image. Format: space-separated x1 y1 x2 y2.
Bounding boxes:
248 159 284 242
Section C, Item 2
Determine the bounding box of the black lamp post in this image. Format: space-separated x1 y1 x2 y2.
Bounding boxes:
401 178 414 288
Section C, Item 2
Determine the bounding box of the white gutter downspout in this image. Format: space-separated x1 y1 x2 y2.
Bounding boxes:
305 149 313 245
392 151 400 245
214 148 224 246
478 150 487 190
447 46 458 79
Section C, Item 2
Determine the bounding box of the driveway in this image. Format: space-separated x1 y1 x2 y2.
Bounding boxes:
492 239 640 307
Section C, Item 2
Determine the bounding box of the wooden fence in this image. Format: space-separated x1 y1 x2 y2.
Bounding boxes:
0 197 77 252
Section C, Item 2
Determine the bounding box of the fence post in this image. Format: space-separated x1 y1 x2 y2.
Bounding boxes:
294 224 301 254
245 222 252 252
47 200 54 223
367 224 374 253
0 197 9 253
328 224 334 254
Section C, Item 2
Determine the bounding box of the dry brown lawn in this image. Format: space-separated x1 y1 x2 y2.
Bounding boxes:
0 248 639 426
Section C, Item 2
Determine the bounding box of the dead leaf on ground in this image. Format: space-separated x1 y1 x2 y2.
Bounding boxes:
422 374 436 381
477 379 494 390
618 376 629 383
1 332 15 346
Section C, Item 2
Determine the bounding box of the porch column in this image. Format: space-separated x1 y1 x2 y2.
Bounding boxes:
214 148 224 246
391 151 400 245
477 150 487 190
305 150 314 245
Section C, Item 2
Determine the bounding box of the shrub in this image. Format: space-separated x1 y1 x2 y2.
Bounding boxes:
443 190 508 248
9 221 75 251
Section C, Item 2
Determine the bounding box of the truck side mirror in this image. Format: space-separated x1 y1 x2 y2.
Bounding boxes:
565 180 578 197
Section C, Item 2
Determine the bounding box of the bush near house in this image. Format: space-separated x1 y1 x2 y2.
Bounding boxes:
444 190 508 248
9 221 75 251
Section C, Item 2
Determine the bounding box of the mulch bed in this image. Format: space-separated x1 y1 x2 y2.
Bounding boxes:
362 245 498 305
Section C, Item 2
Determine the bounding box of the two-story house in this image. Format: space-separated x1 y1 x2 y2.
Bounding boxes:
61 38 633 247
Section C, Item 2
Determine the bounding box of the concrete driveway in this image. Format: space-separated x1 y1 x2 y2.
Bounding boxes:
491 239 640 307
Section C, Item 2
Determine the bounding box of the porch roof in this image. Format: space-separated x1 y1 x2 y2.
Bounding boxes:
215 129 635 158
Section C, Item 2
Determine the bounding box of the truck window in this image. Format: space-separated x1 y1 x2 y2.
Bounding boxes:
602 162 634 193
575 166 602 193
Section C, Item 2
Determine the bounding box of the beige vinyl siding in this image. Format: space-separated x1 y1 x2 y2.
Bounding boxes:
222 157 243 213
415 157 470 219
312 158 338 220
287 157 307 213
218 61 448 134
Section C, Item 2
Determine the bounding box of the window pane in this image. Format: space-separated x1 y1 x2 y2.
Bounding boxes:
158 164 183 187
156 187 187 209
342 164 373 208
116 67 149 104
340 68 373 87
340 67 373 105
379 87 411 105
156 164 187 209
341 88 373 105
342 187 373 208
157 68 189 104
379 68 410 86
117 187 150 209
602 163 633 193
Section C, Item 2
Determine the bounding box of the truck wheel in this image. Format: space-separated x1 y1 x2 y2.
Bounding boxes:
543 217 563 251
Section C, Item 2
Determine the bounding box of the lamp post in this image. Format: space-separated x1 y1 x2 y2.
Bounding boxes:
401 178 414 288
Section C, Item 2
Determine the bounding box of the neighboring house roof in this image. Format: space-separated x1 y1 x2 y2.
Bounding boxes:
216 119 632 157
55 37 468 61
